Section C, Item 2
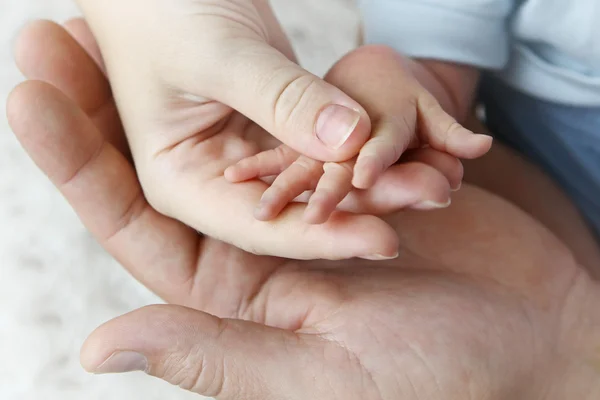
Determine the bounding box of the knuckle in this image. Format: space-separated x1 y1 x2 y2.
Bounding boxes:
271 145 296 167
294 156 322 174
104 189 149 241
159 320 231 398
444 121 463 147
162 349 226 397
323 161 353 177
446 120 461 134
366 135 402 164
418 91 442 114
268 184 292 199
243 154 261 167
268 71 320 130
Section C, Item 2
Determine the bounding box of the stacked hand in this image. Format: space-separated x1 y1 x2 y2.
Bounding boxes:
69 0 491 258
225 46 491 223
8 18 600 400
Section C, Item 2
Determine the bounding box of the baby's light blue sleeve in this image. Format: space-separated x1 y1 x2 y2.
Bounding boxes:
357 0 514 69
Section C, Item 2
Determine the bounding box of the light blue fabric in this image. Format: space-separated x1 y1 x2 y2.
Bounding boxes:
479 76 600 240
358 0 600 106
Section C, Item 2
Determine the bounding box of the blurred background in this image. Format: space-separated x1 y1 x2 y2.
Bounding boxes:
0 0 360 399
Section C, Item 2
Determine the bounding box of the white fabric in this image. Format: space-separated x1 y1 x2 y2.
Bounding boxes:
359 0 600 105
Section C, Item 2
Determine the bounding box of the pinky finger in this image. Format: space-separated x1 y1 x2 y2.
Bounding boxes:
304 161 355 224
224 145 299 182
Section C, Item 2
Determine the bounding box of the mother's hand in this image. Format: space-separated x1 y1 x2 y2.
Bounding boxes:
8 20 600 400
9 17 463 261
50 0 473 260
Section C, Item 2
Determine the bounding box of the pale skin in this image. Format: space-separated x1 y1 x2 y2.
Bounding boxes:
7 18 600 400
224 51 491 223
70 0 492 250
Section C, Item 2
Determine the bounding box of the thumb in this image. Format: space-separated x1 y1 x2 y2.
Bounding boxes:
81 305 322 399
202 41 372 162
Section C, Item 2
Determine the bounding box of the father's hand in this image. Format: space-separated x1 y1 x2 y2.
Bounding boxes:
8 19 600 400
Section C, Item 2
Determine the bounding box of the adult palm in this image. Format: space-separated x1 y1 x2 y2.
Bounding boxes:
8 19 598 400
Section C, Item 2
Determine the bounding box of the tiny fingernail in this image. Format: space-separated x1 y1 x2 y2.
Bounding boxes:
415 198 452 210
451 182 462 192
94 351 148 374
315 104 361 149
360 252 399 261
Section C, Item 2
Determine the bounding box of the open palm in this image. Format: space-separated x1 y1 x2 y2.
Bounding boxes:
8 18 597 400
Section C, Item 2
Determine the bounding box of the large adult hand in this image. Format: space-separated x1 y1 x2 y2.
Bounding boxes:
8 19 600 400
55 0 471 260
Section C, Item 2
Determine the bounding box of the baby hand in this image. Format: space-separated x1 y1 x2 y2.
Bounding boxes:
225 145 358 224
224 143 466 224
226 46 492 224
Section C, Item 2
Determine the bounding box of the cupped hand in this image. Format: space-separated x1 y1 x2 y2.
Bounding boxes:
9 17 461 260
68 0 378 259
8 19 600 400
65 0 480 259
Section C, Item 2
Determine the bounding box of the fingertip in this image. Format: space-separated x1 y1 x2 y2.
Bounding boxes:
445 126 494 159
254 203 275 221
6 80 29 125
359 252 400 261
313 212 400 260
352 156 381 189
412 198 452 211
7 80 56 135
303 204 325 225
224 165 248 183
13 20 58 72
355 219 400 260
303 198 333 225
223 166 238 182
446 156 464 190
451 181 462 192
80 335 103 374
254 190 286 221
224 158 260 182
475 133 494 151
461 133 494 159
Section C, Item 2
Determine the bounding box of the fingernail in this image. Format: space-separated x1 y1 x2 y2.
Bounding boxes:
94 351 148 374
451 182 462 192
359 252 399 261
315 104 361 149
414 198 452 210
